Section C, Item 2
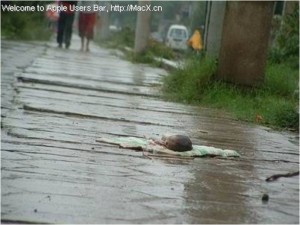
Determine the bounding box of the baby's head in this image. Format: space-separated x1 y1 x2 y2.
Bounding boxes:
161 134 193 152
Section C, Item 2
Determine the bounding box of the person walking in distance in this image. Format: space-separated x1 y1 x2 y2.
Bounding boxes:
186 27 203 54
78 1 99 52
56 1 77 49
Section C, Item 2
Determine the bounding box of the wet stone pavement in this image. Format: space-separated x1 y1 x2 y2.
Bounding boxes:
1 38 299 224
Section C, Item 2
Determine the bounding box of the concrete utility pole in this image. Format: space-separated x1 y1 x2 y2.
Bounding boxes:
94 1 110 40
97 1 110 40
204 1 226 58
134 1 151 54
216 1 274 86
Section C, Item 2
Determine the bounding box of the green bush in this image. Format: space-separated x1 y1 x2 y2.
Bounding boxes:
128 40 175 65
128 51 156 64
273 104 299 129
102 27 135 49
162 56 299 131
147 39 175 60
100 28 175 64
264 62 299 97
268 6 299 67
162 56 216 102
1 11 51 40
277 6 299 56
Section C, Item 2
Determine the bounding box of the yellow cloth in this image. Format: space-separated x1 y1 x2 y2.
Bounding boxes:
187 30 203 51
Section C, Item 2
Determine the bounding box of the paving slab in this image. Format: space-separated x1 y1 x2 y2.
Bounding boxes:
1 37 299 224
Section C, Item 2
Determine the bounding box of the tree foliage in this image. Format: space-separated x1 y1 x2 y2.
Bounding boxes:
1 1 51 40
269 5 299 66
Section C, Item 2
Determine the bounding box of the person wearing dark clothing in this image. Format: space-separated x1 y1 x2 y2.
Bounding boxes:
56 1 77 49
